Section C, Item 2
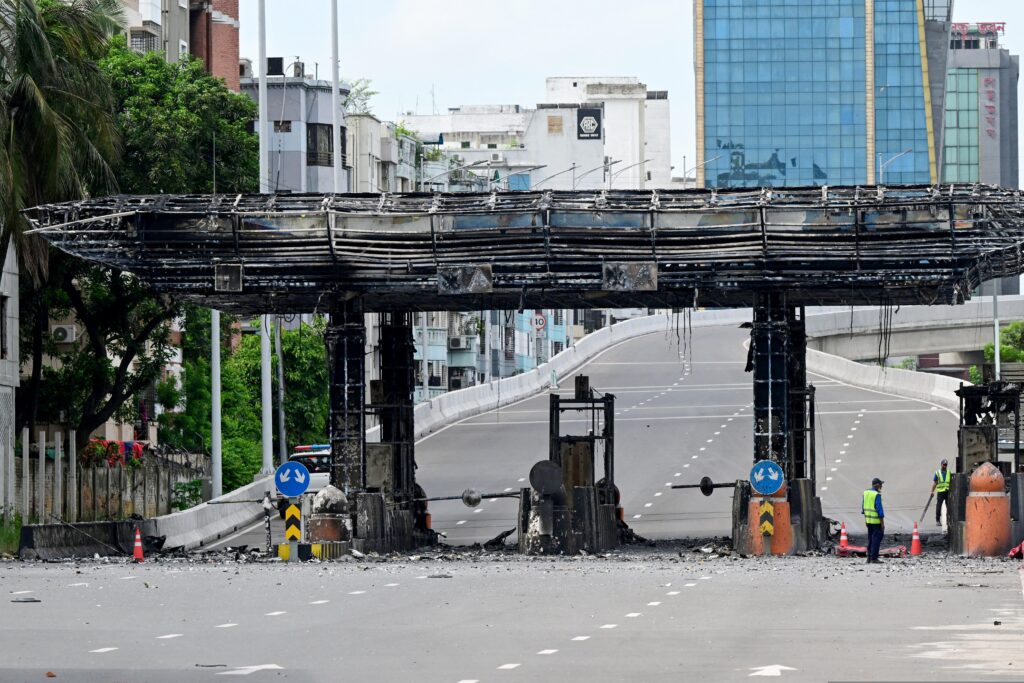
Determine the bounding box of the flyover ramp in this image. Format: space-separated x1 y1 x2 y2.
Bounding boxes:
418 323 957 544
805 295 1024 360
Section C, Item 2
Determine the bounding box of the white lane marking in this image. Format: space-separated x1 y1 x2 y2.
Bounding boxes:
692 455 699 459
830 467 837 472
10 590 32 595
497 663 521 670
572 636 591 641
851 427 857 431
826 477 833 482
674 472 682 477
839 451 846 455
348 591 366 595
706 439 713 443
665 482 673 487
843 442 850 447
68 583 89 587
120 576 136 581
647 602 662 606
89 648 118 654
473 509 482 514
457 680 480 683
654 492 663 497
215 623 237 629
931 406 939 411
265 611 286 616
537 649 558 655
600 624 618 629
727 417 734 421
714 431 721 435
683 464 690 468
699 447 706 451
821 486 828 491
667 591 681 596
518 478 525 482
685 583 697 587
503 487 513 492
310 600 330 605
625 613 641 618
456 520 467 525
217 664 284 676
156 634 183 640
846 435 853 439
720 424 727 428
644 503 653 508
854 420 861 424
385 583 400 587
835 459 842 463
633 514 642 519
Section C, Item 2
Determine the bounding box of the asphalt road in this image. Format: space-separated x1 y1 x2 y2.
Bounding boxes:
2 555 1021 682
215 322 957 550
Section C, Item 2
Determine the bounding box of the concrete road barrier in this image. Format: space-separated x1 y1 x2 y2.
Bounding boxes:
149 477 272 551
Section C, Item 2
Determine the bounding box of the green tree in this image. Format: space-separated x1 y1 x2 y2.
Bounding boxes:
99 39 258 194
983 321 1024 364
344 77 378 114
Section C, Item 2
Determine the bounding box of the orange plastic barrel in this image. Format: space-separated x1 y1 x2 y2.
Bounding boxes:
964 462 1011 557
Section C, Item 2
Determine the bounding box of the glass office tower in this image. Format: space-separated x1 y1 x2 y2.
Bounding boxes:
695 0 952 188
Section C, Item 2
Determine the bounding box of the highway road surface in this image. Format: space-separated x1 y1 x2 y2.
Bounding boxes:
2 555 1021 681
215 321 957 551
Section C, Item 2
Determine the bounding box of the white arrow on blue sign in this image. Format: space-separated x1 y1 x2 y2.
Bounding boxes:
749 460 785 496
274 461 311 498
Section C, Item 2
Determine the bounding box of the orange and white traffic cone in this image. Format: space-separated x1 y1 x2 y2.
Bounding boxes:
839 522 849 549
910 521 922 556
133 527 144 563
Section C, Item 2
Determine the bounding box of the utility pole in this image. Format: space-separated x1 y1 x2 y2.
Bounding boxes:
994 279 1002 380
331 0 343 193
275 316 287 465
258 0 274 476
211 310 222 498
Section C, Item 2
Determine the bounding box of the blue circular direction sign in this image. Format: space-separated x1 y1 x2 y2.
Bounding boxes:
749 460 785 496
274 460 311 498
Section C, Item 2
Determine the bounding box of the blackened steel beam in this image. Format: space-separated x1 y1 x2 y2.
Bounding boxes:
327 297 365 494
380 312 416 503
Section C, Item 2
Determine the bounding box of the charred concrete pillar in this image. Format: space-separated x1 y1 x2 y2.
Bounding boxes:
379 312 417 505
787 306 809 480
751 293 790 463
327 297 365 494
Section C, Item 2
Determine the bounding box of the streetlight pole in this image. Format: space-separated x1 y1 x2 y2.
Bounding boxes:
257 0 274 477
330 0 343 193
877 148 913 185
573 159 621 190
683 154 723 182
530 163 578 190
609 158 652 189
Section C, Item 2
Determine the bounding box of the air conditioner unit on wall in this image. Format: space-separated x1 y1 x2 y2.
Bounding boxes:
490 153 504 163
51 324 77 344
449 336 465 349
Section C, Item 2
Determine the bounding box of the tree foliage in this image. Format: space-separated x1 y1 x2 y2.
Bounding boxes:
344 77 378 114
100 39 258 194
984 321 1024 364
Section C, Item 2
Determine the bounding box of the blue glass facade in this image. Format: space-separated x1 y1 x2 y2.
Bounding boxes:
699 0 937 188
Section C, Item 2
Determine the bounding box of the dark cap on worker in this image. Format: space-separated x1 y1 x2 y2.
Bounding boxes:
871 477 884 486
941 458 948 465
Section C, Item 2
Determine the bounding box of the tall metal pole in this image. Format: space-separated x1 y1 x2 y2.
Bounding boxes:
330 0 343 193
994 279 1002 381
420 313 428 402
210 310 222 498
258 0 274 476
274 316 287 465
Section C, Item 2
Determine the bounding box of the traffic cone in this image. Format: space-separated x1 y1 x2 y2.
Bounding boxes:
839 522 849 549
133 527 144 563
910 522 922 556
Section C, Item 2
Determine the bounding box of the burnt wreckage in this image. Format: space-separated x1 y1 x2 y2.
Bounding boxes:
26 184 1024 549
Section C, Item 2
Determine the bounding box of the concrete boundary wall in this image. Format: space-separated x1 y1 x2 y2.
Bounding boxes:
807 348 964 413
150 476 271 551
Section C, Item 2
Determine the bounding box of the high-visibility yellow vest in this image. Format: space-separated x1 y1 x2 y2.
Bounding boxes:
935 469 950 493
863 489 881 524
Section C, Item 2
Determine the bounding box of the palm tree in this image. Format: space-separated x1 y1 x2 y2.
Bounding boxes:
0 0 122 277
0 0 123 432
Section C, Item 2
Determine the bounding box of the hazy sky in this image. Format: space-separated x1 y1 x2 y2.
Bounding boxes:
239 0 1023 181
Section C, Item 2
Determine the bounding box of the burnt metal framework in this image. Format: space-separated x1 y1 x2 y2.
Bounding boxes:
25 184 1024 314
956 382 1022 474
377 312 416 503
549 376 615 504
326 298 364 492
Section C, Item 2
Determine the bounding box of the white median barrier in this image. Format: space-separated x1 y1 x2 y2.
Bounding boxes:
150 476 272 551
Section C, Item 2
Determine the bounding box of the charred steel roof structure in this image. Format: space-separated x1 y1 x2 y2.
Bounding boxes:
25 184 1024 314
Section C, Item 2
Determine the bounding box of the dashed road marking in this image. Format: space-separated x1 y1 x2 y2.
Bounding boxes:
497 663 521 670
674 472 682 477
625 613 641 618
310 600 330 605
692 455 699 459
456 520 467 525
348 591 366 595
714 431 720 435
644 503 653 508
473 509 482 514
156 634 183 640
826 477 833 481
654 492 663 497
683 464 690 468
385 583 400 587
821 486 828 491
10 590 32 595
685 583 697 587
89 648 118 654
600 624 618 629
572 636 591 641
633 514 642 519
537 649 558 655
667 591 680 596
215 623 237 629
647 602 662 606
265 611 286 616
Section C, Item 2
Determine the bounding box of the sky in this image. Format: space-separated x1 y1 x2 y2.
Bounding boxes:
239 0 1024 182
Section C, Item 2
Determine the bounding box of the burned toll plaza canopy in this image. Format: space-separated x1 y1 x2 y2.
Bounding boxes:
23 183 1024 554
23 184 1024 314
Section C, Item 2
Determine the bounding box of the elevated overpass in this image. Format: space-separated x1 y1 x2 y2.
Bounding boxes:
805 295 1024 361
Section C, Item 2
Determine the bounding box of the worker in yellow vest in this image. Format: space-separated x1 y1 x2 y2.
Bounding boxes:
862 478 885 564
931 458 951 527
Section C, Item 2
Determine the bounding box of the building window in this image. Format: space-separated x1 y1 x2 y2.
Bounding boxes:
460 141 471 149
553 341 564 355
486 143 497 149
0 296 7 360
306 123 346 167
274 121 292 133
547 116 564 135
